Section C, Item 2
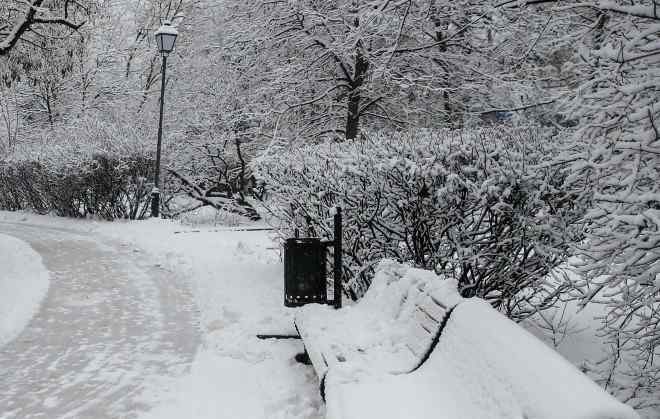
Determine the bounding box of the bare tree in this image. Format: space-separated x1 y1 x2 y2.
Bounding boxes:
222 0 548 142
0 83 19 155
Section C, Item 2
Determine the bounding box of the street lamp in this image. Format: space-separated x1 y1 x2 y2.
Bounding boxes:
151 20 178 218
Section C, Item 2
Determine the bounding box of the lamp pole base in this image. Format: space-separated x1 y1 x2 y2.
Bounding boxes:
151 189 160 218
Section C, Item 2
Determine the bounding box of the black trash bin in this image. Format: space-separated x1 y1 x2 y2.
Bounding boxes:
284 238 327 307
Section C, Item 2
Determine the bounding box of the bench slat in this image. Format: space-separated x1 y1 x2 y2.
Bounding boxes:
405 342 423 358
406 320 434 357
414 308 437 334
417 297 447 323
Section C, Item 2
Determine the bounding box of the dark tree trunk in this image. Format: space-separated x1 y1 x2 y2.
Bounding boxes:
429 6 466 128
345 42 369 141
345 92 360 141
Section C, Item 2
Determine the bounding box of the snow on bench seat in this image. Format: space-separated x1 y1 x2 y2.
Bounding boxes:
324 299 639 419
295 260 464 396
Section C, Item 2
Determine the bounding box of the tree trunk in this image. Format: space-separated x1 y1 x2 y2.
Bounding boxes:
345 45 368 140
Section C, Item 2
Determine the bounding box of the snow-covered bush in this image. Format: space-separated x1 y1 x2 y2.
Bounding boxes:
0 154 154 220
256 128 581 317
164 135 262 221
545 2 660 410
0 112 163 220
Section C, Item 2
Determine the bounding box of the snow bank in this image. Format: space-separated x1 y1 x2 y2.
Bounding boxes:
0 233 49 347
325 299 639 419
139 345 322 419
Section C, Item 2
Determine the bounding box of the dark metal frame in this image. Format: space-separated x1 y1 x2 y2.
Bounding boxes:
332 207 342 309
151 53 168 218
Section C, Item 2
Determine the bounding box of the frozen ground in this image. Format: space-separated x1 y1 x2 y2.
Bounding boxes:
96 219 324 419
0 211 323 419
0 232 49 347
0 220 199 418
0 210 652 419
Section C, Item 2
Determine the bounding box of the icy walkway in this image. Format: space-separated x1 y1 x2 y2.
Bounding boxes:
0 213 324 419
0 222 200 418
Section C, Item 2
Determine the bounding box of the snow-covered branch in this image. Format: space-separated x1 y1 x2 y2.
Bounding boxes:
0 0 89 56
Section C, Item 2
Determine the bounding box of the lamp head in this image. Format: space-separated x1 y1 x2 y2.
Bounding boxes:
155 20 178 55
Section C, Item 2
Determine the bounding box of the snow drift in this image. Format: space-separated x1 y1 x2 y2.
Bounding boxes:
0 233 49 347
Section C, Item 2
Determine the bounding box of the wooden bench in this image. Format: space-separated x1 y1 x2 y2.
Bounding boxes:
295 260 639 419
295 259 464 399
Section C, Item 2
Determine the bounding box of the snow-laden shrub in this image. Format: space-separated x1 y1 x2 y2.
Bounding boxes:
0 120 158 220
0 154 154 220
546 4 660 409
563 136 660 410
256 128 581 318
163 135 262 221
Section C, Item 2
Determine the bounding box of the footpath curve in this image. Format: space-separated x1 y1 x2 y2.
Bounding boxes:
0 222 199 419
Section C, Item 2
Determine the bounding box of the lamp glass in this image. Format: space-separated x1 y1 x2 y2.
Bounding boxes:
156 32 177 54
155 22 178 54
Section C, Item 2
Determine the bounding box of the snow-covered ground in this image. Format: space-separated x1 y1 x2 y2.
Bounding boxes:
0 210 323 419
524 297 607 370
0 232 49 347
0 210 653 419
98 220 324 419
0 218 200 418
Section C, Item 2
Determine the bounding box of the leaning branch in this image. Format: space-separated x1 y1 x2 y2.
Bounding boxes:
480 98 558 114
0 0 86 56
168 169 261 221
33 17 86 30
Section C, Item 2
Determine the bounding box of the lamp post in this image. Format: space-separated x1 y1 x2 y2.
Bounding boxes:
151 20 178 218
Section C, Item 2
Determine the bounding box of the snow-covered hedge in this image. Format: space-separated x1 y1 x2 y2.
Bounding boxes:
257 128 581 318
0 154 154 220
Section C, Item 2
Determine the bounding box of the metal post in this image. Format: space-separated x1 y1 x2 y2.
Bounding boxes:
334 206 342 309
151 53 168 218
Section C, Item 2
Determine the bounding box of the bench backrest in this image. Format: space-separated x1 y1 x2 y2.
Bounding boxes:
362 260 463 368
401 278 461 362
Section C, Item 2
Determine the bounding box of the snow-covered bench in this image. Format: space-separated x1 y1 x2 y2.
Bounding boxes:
295 260 463 396
295 260 639 419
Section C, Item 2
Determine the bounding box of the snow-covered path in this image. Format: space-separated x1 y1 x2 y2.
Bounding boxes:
0 222 200 419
